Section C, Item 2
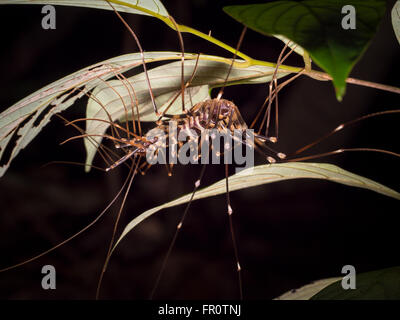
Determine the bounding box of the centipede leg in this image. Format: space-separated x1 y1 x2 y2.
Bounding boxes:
150 164 207 299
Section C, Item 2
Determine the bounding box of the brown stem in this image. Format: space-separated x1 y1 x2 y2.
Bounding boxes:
304 70 400 95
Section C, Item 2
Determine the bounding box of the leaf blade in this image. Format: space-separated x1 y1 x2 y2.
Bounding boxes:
0 52 190 177
0 0 169 17
83 56 291 169
392 1 400 45
274 277 342 300
112 162 400 251
311 266 400 299
223 0 386 100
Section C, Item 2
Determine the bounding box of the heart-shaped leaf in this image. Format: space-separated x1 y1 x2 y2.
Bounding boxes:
223 0 386 101
312 266 400 299
0 0 169 17
112 162 400 252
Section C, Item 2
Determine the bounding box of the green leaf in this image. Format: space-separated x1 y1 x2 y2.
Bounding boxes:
392 1 400 45
273 34 305 56
0 0 169 17
0 50 291 177
112 162 400 252
312 266 400 300
83 55 291 170
223 0 386 101
0 52 192 178
274 277 342 300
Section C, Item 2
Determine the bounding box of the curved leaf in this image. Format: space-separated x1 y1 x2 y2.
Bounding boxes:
312 266 400 300
112 162 400 251
273 34 305 56
223 0 386 101
84 56 291 169
0 51 191 177
0 50 290 177
0 0 169 17
392 1 400 45
274 277 342 300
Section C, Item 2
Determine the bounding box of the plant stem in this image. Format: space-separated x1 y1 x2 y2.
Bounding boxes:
110 0 400 95
345 78 400 95
304 70 400 95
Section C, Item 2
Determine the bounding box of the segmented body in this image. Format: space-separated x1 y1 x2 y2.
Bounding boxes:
162 98 247 133
110 98 252 171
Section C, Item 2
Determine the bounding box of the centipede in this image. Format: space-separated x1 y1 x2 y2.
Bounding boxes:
0 0 399 300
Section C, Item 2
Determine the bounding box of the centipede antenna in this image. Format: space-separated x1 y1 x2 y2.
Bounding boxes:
150 164 207 299
106 1 159 115
96 158 141 299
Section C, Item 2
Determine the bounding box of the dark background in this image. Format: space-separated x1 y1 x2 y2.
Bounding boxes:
0 0 399 299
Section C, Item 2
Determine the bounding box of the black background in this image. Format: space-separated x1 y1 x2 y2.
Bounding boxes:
0 0 399 299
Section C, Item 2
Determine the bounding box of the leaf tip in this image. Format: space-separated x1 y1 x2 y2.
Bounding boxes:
333 79 347 102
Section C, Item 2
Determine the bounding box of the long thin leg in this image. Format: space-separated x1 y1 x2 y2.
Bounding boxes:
0 160 135 273
156 54 201 122
225 163 243 300
250 42 300 138
150 164 207 299
287 148 400 162
250 70 305 135
106 1 159 115
290 109 400 156
115 71 142 136
217 26 247 100
284 109 400 161
96 158 141 299
168 15 186 113
105 148 140 172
